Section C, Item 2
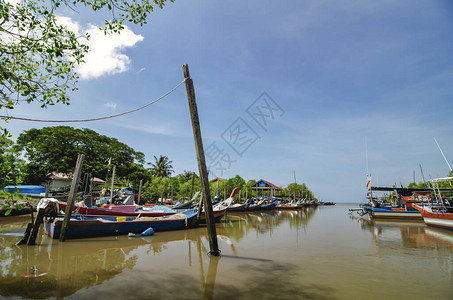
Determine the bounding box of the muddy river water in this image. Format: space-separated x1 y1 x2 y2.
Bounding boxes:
0 204 452 299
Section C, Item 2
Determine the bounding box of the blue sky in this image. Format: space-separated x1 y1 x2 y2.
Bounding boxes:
4 0 453 202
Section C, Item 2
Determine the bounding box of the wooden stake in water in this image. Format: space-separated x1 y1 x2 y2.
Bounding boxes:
60 154 85 242
183 64 219 256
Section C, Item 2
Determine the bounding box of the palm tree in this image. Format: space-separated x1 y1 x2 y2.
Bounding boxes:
148 155 174 178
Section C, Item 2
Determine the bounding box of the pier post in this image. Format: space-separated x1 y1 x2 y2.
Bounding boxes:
183 64 220 256
60 154 85 242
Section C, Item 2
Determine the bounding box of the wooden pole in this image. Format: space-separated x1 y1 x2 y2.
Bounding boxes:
171 186 174 203
161 177 167 204
137 179 143 205
109 165 116 204
215 180 219 197
60 154 85 242
183 64 219 256
190 172 195 200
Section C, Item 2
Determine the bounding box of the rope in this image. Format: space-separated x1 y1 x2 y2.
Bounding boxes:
1 78 187 123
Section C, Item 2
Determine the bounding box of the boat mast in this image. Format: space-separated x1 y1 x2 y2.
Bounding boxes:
434 137 452 172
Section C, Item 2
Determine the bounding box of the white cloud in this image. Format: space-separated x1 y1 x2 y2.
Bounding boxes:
56 16 144 79
78 25 144 79
104 102 117 110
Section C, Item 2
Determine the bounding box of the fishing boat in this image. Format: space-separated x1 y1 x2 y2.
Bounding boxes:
227 202 247 212
198 188 237 222
412 177 453 230
57 200 176 217
361 206 423 220
172 192 200 209
43 209 198 239
246 199 264 211
413 204 453 230
258 200 278 211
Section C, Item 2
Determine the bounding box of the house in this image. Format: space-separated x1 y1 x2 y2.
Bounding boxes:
47 172 73 190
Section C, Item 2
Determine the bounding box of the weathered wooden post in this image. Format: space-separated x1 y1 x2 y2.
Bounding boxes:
109 165 116 204
183 64 220 256
137 179 143 205
190 172 195 200
215 180 219 197
60 154 85 242
160 177 166 204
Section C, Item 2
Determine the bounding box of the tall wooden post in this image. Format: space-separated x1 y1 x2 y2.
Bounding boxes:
190 172 195 200
137 179 143 205
215 180 219 197
183 64 220 256
60 154 85 242
109 165 116 204
161 178 167 204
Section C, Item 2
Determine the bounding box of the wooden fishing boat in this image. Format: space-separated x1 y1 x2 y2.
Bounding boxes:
43 209 198 239
413 204 453 231
361 206 422 220
227 203 247 212
246 199 264 211
258 200 277 211
276 203 300 210
172 192 200 209
198 188 237 222
57 200 175 217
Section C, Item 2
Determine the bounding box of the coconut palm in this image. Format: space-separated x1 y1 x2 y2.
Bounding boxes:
148 155 174 178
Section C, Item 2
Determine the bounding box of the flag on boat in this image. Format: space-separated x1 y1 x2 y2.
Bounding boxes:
366 175 371 190
108 158 112 169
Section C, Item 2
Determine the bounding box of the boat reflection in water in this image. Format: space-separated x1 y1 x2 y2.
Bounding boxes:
5 206 452 299
0 208 319 299
352 215 453 276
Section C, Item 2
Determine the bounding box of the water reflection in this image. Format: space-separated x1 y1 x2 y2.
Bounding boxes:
0 209 318 299
223 208 316 241
351 214 453 277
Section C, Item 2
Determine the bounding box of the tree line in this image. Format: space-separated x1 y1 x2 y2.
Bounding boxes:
0 126 317 203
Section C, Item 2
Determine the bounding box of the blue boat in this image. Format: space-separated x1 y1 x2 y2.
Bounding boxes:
44 209 198 239
258 200 278 211
3 185 45 195
361 206 422 220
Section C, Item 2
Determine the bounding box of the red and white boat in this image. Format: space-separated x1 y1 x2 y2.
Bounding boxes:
413 176 453 231
414 204 453 231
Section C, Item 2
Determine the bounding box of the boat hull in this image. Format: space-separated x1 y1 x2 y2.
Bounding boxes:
227 204 247 212
58 201 175 217
198 208 227 223
363 207 422 220
414 205 453 230
44 210 198 239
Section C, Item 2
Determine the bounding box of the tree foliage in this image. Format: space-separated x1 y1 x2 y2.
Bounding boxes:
0 134 24 188
16 126 145 183
0 0 173 127
148 155 173 178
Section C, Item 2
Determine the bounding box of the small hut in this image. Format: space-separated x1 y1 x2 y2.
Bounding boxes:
251 179 283 200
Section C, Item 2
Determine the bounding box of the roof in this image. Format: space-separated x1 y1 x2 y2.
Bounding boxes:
209 177 225 183
370 186 453 196
92 177 106 184
251 179 283 191
47 172 73 181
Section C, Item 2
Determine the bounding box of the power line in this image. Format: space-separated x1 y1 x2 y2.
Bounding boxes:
0 78 187 123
